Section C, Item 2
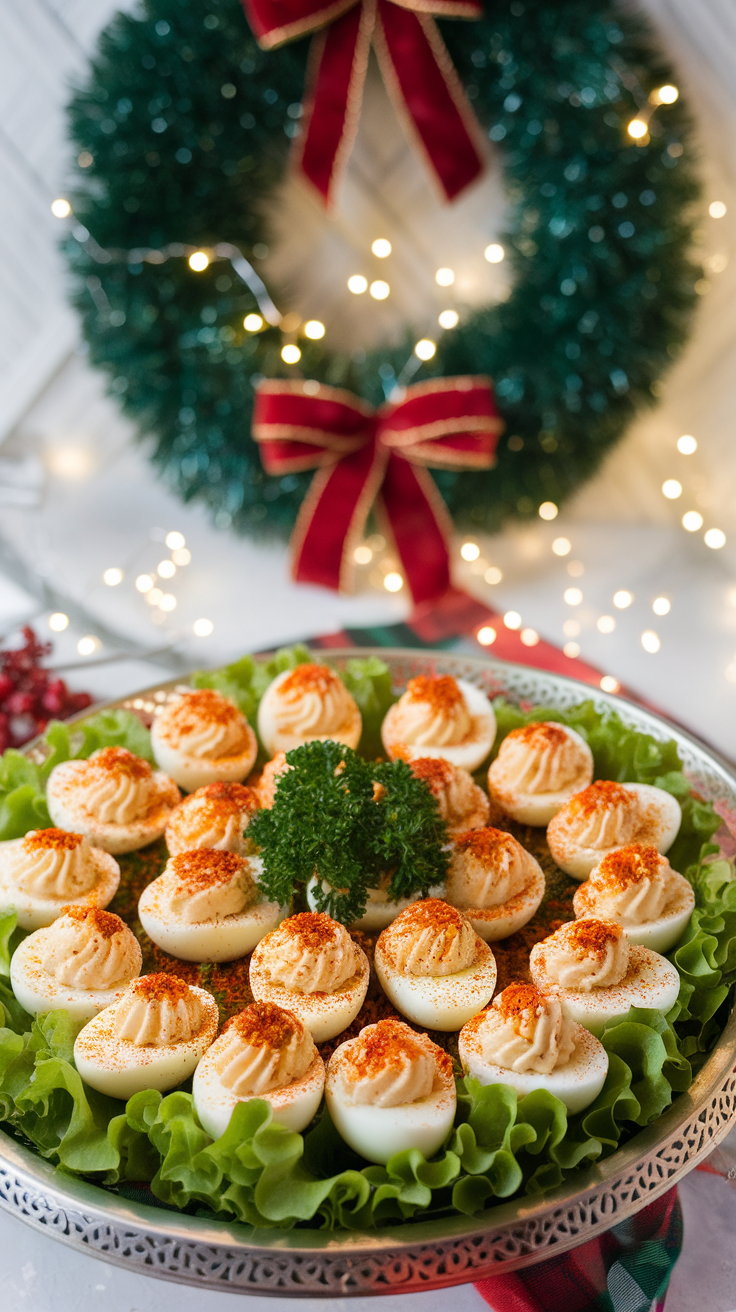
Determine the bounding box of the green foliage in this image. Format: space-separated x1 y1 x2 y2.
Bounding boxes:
64 0 699 540
340 657 397 759
249 741 449 922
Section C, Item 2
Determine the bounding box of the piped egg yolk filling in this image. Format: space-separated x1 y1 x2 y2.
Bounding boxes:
266 665 358 741
166 782 260 853
409 758 489 832
388 676 471 749
258 753 289 808
583 845 676 924
550 781 639 851
446 828 530 909
38 905 140 989
155 690 252 760
379 899 477 976
473 983 576 1075
112 974 206 1046
490 723 590 795
333 1018 449 1107
257 912 361 994
539 919 629 991
9 829 98 898
159 850 257 923
59 748 161 824
212 1001 315 1096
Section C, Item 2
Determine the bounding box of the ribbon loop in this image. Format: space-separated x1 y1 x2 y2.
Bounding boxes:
240 0 486 206
253 377 503 604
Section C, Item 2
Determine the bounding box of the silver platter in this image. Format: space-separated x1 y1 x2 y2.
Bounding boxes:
1 648 735 1297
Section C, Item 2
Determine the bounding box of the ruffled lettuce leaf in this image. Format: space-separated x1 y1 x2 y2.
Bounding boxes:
0 1009 120 1172
339 656 396 759
667 856 736 1060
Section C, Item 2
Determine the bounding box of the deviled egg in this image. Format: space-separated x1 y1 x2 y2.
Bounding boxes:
409 757 490 835
444 827 545 941
249 911 369 1041
165 781 261 856
459 983 609 1114
151 689 258 792
547 780 682 881
0 828 120 928
73 973 218 1099
325 1018 456 1164
193 1000 325 1137
573 844 695 952
529 917 680 1036
10 905 142 1019
487 722 594 826
46 746 181 854
374 899 496 1030
257 664 362 757
138 849 285 963
381 675 495 771
257 752 289 807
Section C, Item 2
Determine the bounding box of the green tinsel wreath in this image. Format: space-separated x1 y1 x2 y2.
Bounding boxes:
65 0 700 541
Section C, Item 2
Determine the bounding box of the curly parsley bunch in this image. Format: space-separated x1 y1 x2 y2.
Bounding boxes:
249 740 448 923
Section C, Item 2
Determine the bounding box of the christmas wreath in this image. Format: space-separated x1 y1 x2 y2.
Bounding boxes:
65 0 699 598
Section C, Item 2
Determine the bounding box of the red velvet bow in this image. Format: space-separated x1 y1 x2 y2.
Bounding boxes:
253 377 503 604
240 0 486 206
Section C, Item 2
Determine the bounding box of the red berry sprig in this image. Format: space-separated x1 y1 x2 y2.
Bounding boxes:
0 626 93 752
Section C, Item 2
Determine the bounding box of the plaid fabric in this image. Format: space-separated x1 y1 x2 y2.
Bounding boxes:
474 1187 682 1312
309 588 683 1308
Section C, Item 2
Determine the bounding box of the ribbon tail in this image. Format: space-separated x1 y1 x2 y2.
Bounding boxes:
373 2 485 202
294 0 375 206
378 454 453 606
291 437 386 591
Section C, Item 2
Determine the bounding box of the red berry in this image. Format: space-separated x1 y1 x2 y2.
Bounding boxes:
0 674 14 701
6 690 35 717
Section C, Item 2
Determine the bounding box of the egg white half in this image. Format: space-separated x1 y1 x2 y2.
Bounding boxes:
325 1043 456 1164
193 1045 325 1138
381 679 496 772
459 1014 609 1114
10 927 141 1020
374 936 496 1031
451 859 546 944
138 878 287 963
573 870 695 953
150 721 258 794
249 944 370 1042
488 725 594 826
46 761 181 855
0 840 120 930
548 783 683 881
73 986 219 1099
529 943 681 1037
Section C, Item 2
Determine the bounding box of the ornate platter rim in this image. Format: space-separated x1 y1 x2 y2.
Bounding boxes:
1 648 734 1297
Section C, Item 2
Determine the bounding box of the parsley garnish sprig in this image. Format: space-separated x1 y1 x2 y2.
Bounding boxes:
249 741 448 923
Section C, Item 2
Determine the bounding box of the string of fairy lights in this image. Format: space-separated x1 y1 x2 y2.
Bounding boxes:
44 527 214 656
44 77 734 687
